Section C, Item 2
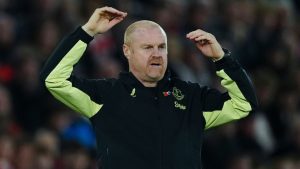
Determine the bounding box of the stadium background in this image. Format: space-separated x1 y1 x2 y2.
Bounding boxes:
0 0 300 168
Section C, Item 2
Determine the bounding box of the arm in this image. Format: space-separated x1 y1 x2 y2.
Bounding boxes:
201 50 258 129
40 7 127 118
187 30 258 129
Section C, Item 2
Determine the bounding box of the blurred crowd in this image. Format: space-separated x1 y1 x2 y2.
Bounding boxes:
0 0 300 169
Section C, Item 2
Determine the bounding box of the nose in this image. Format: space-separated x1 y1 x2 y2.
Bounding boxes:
152 47 161 57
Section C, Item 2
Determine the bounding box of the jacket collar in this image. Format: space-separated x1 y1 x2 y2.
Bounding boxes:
119 70 172 90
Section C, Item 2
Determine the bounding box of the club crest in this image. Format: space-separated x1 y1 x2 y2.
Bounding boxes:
172 87 184 101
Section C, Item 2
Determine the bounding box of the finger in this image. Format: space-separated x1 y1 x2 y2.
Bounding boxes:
186 31 197 38
194 35 212 42
189 31 215 42
195 37 212 45
100 11 127 21
102 7 127 17
186 29 207 38
186 33 202 41
187 32 207 40
108 16 126 27
188 34 206 41
188 33 211 44
187 34 210 45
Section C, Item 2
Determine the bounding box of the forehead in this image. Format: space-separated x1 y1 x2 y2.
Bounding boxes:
130 27 167 45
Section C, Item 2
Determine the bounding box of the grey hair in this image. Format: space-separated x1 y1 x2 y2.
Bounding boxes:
124 20 167 44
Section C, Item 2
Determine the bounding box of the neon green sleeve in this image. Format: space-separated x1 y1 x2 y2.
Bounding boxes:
41 27 102 118
202 53 257 129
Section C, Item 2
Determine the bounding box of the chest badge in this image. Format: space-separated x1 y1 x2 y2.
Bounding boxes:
172 87 184 100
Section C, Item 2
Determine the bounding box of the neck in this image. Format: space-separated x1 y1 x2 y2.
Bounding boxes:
140 80 157 87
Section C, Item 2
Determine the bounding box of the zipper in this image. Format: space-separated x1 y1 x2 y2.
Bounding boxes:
106 147 110 166
160 129 164 169
154 88 164 169
157 102 164 169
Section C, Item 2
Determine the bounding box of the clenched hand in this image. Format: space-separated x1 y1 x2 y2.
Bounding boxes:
82 7 127 36
186 29 224 61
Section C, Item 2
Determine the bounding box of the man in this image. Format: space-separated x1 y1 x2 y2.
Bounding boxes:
41 6 258 169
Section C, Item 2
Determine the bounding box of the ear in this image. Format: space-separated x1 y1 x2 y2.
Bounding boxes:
123 44 131 60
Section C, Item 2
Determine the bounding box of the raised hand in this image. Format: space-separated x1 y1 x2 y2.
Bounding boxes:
186 29 224 61
82 7 127 36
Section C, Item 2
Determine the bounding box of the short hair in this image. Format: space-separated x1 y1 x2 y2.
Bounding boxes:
124 20 166 44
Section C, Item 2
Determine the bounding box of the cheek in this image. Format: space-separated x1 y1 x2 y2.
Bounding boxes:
132 52 148 69
163 54 168 66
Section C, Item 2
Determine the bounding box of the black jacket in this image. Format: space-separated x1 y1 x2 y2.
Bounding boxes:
40 27 258 169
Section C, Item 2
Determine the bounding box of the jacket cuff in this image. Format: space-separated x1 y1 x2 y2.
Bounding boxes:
75 26 94 44
215 48 241 71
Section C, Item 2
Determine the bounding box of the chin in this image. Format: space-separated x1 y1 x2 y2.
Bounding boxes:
147 68 166 81
148 73 164 81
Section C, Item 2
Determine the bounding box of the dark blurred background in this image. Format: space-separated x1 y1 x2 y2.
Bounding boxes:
0 0 300 169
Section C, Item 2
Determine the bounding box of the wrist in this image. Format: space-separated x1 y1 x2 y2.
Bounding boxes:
213 48 231 62
212 50 225 62
82 25 97 37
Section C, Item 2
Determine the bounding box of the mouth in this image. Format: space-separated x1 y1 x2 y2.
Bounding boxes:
150 63 162 67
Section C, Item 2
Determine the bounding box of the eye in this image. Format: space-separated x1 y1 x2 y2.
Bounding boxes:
159 44 166 49
143 46 152 49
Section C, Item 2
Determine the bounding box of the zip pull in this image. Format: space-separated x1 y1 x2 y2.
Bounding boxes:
130 88 136 97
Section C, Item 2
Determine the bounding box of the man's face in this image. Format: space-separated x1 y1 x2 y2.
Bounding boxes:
123 27 168 84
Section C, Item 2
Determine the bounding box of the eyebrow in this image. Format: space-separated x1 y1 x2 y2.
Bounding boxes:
158 43 166 47
141 43 166 47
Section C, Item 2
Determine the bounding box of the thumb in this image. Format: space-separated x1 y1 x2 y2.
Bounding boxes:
108 15 126 28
